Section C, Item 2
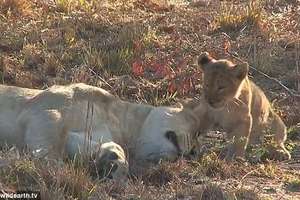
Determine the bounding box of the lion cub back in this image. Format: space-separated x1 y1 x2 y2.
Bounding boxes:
249 82 271 123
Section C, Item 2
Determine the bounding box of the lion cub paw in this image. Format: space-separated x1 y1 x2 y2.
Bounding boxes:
266 146 291 161
276 150 291 161
220 145 246 162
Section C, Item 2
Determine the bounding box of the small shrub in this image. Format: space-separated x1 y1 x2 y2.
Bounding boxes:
55 0 94 13
287 125 300 140
214 1 265 33
199 183 228 200
257 162 279 178
0 0 32 17
141 162 175 186
200 152 230 178
285 178 300 192
234 188 261 200
54 163 93 199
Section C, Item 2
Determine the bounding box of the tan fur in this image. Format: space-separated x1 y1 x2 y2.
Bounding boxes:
0 83 200 180
196 52 291 161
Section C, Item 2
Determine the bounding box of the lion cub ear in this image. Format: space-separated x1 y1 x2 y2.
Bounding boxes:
198 52 214 71
231 62 249 80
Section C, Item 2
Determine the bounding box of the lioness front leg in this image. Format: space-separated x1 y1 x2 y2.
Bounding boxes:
93 142 129 181
18 109 66 159
66 131 129 181
225 115 252 161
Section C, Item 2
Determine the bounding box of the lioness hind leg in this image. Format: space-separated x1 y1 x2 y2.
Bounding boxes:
270 111 291 160
19 109 66 159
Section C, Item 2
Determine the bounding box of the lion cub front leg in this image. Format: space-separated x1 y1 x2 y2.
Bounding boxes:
224 114 252 161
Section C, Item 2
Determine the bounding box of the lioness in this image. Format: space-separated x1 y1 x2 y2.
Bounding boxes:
0 83 200 180
196 52 291 161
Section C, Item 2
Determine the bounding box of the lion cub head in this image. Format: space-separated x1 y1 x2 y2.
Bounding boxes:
198 52 249 108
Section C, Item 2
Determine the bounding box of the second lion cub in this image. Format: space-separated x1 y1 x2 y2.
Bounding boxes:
197 52 291 161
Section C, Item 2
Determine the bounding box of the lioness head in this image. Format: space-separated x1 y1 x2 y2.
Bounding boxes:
135 107 197 162
198 52 249 108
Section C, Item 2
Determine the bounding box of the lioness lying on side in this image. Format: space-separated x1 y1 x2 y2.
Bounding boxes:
196 52 291 161
0 83 200 180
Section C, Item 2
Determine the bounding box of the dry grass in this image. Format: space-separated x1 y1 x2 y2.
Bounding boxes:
285 178 300 192
234 188 261 200
0 146 298 199
199 152 231 178
0 148 268 199
214 1 266 33
0 0 299 199
0 0 33 17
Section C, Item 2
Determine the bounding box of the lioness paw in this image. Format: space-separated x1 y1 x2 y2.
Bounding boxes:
92 142 129 181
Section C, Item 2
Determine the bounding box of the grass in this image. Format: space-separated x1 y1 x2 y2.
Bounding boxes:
285 178 300 192
0 0 299 199
199 183 228 200
214 1 266 33
257 162 280 178
0 0 32 17
55 0 95 13
234 188 261 200
0 149 95 199
287 124 300 140
199 152 231 179
0 150 264 199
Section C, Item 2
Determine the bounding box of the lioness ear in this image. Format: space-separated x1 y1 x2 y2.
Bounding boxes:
231 62 249 80
198 52 214 71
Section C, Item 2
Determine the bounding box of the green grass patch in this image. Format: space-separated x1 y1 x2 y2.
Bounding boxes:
285 178 300 192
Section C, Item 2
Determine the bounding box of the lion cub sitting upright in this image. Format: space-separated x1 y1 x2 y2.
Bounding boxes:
197 52 291 161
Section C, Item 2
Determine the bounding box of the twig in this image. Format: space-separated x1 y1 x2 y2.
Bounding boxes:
296 41 299 92
84 101 94 157
237 168 258 189
228 52 300 98
88 67 112 89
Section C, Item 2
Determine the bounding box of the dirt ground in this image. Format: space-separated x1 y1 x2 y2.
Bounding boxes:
0 0 300 199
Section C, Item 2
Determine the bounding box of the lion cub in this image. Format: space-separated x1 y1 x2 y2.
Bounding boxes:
197 52 291 161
